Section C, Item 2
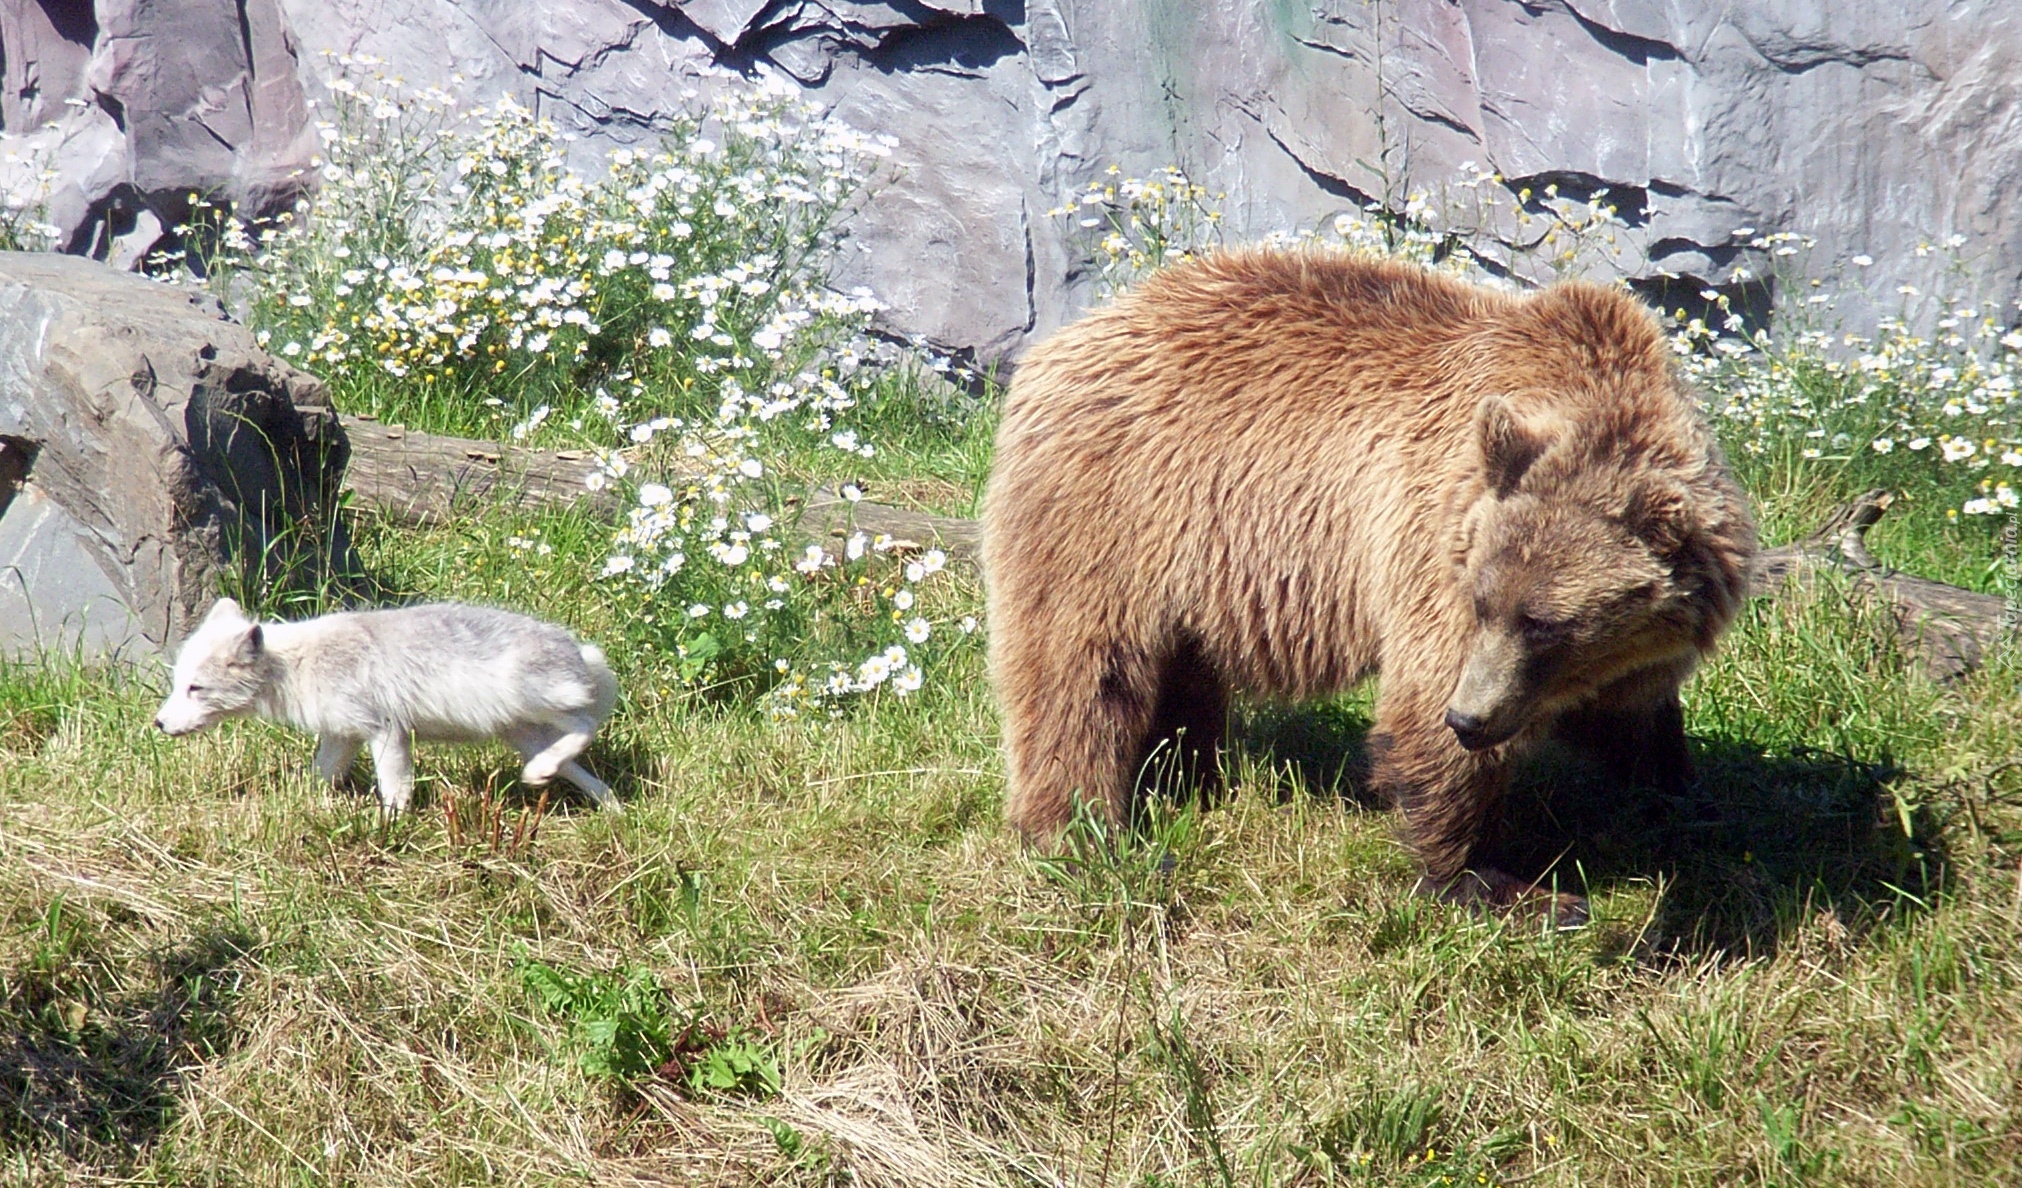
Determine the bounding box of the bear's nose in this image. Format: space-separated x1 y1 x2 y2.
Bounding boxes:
1444 708 1485 735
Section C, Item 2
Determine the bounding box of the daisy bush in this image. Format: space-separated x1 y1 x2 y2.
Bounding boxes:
1675 267 2022 527
180 57 975 712
1048 165 1226 295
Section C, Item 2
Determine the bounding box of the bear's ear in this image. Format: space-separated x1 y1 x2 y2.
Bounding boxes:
1477 395 1554 498
1622 479 1695 556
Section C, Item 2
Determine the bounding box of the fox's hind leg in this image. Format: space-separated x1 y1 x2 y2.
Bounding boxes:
519 713 596 786
369 731 415 814
314 735 361 787
508 722 620 813
556 759 620 814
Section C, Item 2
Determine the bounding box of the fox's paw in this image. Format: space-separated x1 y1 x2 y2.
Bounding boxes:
521 758 560 785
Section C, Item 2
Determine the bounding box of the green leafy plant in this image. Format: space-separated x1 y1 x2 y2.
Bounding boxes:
518 959 685 1087
517 955 787 1100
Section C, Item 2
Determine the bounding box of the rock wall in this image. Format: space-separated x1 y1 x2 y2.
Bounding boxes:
3 1 2019 357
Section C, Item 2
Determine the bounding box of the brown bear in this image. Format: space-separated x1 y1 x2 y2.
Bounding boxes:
981 248 1755 916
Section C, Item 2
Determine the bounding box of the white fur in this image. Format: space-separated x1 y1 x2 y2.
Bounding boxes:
155 598 623 815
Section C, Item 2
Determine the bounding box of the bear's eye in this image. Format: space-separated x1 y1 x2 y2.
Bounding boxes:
1516 614 1571 645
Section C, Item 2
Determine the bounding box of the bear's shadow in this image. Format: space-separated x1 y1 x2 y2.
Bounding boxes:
1232 701 1941 958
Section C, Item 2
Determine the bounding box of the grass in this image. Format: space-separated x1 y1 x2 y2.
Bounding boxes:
3 442 2021 1184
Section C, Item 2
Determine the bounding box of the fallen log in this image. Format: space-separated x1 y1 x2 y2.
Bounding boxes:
339 421 2011 678
337 414 625 522
337 414 983 554
1748 489 2014 681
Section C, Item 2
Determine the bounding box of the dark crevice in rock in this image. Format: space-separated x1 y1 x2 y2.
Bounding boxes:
64 182 142 258
1020 197 1036 334
1498 170 1651 228
536 86 669 134
36 0 97 48
232 0 256 126
853 15 1024 77
611 0 720 49
679 2 1028 76
1742 34 1914 76
1630 273 1774 337
1293 35 1366 64
94 89 125 132
1394 99 1478 142
1557 0 1680 65
1263 125 1381 210
1648 236 1741 268
193 116 238 154
533 20 651 82
0 436 35 523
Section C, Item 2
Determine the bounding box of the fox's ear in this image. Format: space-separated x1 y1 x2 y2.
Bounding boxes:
234 623 264 664
204 597 243 624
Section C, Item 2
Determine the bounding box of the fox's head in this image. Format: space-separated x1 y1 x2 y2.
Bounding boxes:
154 598 270 736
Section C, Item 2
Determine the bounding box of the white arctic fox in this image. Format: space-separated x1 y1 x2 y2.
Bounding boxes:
155 598 622 815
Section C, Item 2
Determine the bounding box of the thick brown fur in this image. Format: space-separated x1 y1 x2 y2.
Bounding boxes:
982 249 1755 910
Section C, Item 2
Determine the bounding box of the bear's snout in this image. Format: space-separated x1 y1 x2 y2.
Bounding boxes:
1447 635 1529 749
1444 707 1516 750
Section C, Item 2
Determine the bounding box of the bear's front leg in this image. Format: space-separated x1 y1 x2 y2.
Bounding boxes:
1550 668 1692 797
1550 666 1711 857
1370 690 1586 925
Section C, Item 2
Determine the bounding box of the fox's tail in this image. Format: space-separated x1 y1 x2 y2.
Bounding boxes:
580 643 620 720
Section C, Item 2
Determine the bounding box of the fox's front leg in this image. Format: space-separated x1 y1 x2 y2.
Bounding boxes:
314 736 361 787
368 731 415 814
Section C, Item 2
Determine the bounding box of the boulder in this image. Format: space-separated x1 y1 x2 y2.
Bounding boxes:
0 252 349 660
0 0 314 263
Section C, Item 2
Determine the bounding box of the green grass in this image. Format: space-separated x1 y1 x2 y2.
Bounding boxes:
3 435 2020 1183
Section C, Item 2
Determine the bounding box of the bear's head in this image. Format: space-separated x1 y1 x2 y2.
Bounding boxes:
1444 393 1742 751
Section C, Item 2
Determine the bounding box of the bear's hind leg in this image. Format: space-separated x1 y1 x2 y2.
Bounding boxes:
1135 634 1229 811
1000 636 1160 844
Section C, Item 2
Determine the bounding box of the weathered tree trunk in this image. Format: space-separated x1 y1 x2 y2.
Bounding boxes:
338 415 625 522
339 414 983 552
1747 490 2015 681
340 425 2011 678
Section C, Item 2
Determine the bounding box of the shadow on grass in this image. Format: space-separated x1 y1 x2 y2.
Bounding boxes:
427 728 665 820
0 925 251 1165
1233 701 1944 958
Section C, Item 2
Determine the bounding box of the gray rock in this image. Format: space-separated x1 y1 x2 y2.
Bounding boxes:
0 0 313 263
0 252 350 660
6 2 2022 355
